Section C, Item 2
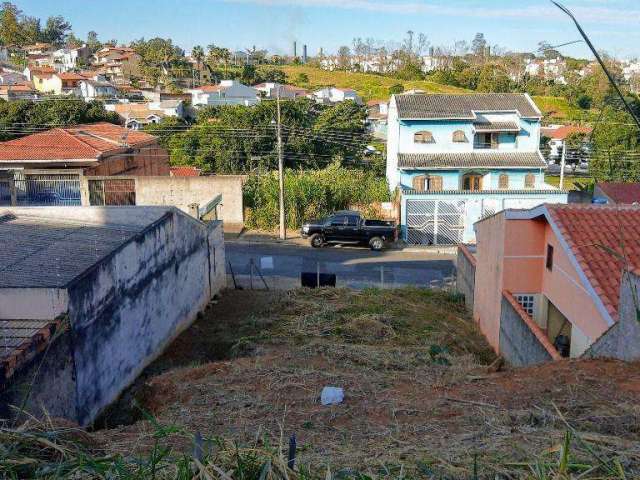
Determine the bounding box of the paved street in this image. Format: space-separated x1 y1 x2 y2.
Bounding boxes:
225 241 456 290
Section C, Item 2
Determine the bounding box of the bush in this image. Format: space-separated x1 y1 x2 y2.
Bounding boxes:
244 163 390 230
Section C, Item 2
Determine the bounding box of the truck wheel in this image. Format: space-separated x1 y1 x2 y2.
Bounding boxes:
310 234 324 248
369 237 384 251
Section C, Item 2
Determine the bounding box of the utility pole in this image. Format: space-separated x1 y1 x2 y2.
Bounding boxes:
559 145 566 190
276 85 286 240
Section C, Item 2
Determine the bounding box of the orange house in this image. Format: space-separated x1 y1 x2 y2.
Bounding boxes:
467 204 640 365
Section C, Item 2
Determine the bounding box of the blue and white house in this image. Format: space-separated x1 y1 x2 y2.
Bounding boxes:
386 93 568 245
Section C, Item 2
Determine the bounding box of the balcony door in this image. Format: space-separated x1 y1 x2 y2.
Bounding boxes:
462 173 483 191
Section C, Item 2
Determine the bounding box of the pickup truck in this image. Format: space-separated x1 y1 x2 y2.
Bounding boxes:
301 210 396 251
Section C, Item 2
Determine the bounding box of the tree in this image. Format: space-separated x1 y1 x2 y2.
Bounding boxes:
476 64 512 93
259 67 285 84
337 46 351 70
20 16 40 44
471 33 487 56
41 15 72 47
295 73 309 84
87 31 101 53
132 37 188 86
241 64 257 84
389 83 404 95
589 109 640 181
0 2 23 46
0 99 119 141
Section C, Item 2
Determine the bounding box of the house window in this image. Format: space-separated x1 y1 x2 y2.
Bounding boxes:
546 244 554 271
525 173 536 189
414 131 435 144
515 294 535 316
498 174 509 189
412 175 443 192
462 174 482 191
452 130 468 143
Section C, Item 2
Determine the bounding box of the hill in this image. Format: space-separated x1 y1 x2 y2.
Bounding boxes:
281 65 469 101
281 66 592 122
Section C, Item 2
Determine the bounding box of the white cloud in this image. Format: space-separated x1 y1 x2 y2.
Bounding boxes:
220 0 640 25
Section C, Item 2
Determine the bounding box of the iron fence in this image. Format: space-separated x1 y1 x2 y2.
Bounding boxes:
13 174 82 206
88 179 136 206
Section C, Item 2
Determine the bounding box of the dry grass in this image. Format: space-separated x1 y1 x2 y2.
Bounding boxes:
87 288 640 479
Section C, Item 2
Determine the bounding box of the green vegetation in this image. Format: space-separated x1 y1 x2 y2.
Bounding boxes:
0 99 120 141
150 98 375 174
244 163 390 230
281 65 468 101
545 175 594 190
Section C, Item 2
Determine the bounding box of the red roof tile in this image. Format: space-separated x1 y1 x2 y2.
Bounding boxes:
597 182 640 205
0 122 158 161
170 166 201 177
541 125 592 140
547 204 640 318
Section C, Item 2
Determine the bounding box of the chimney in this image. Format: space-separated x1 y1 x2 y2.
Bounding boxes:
303 45 308 63
293 41 297 58
319 47 324 57
429 46 434 57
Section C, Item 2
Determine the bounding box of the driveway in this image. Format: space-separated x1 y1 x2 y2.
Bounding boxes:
225 241 456 290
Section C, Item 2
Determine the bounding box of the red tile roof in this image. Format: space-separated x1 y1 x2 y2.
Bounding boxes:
596 182 640 205
0 122 158 161
57 72 87 81
541 125 592 140
170 166 201 177
547 204 640 318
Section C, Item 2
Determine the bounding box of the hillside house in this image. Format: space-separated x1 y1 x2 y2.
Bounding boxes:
79 78 118 101
386 93 567 245
541 124 592 161
108 100 186 129
188 80 259 107
52 45 91 72
254 82 308 99
0 122 170 176
367 100 389 140
0 206 225 426
0 84 37 101
465 204 640 365
312 87 362 104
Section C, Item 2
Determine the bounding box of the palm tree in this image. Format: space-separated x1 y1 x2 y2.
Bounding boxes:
192 45 205 83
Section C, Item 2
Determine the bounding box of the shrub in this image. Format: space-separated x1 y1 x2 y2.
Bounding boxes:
244 163 390 230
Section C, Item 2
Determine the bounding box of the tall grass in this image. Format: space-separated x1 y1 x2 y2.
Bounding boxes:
244 164 390 230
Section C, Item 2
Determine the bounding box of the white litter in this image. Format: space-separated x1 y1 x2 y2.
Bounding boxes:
320 386 344 406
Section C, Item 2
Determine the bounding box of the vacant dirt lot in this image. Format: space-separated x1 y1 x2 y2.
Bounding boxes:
96 288 640 479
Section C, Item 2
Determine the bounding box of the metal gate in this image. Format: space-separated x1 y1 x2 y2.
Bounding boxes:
406 199 465 245
15 173 81 206
88 178 136 206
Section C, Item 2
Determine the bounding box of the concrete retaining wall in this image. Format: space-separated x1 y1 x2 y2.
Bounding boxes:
134 176 244 225
499 293 556 367
583 272 640 361
66 212 225 425
456 245 476 311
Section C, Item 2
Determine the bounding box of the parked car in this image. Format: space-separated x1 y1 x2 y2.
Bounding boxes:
301 210 396 251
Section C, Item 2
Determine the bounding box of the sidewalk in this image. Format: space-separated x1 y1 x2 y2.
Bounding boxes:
224 228 457 255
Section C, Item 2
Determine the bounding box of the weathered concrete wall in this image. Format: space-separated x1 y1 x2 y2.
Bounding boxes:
499 294 555 367
66 210 225 425
583 272 640 361
0 326 77 422
456 245 476 311
207 221 226 294
0 288 68 320
134 176 244 225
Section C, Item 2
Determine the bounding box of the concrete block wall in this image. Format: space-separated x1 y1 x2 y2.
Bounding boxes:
134 176 245 225
456 245 476 311
66 210 224 425
499 294 557 366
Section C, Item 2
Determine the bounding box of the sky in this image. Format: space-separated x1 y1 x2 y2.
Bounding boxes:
17 0 640 59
